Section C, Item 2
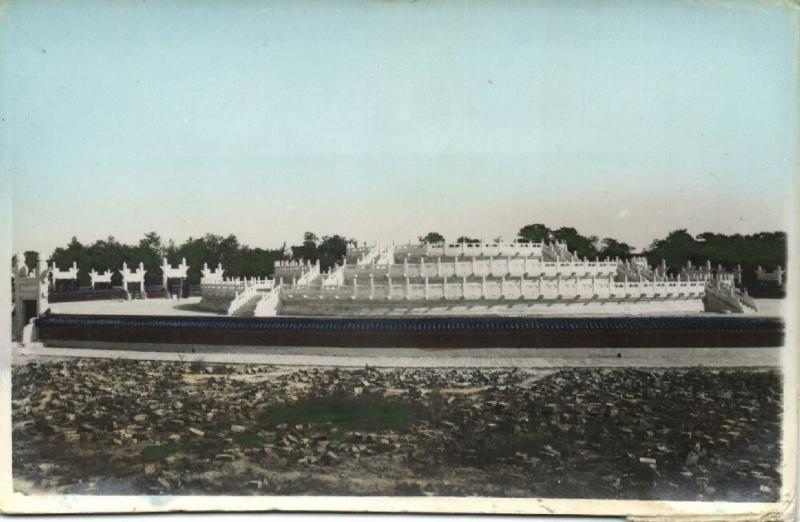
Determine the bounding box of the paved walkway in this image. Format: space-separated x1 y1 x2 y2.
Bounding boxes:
47 297 215 316
12 343 780 368
47 296 785 318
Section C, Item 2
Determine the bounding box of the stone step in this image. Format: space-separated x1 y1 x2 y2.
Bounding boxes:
229 295 263 317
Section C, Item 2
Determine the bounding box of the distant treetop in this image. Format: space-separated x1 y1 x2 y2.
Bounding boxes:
418 232 445 244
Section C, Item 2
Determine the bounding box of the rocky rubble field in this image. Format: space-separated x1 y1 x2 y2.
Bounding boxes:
12 359 781 501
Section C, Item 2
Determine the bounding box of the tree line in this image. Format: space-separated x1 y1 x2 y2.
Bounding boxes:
13 231 358 288
420 224 786 284
419 225 633 260
14 224 786 288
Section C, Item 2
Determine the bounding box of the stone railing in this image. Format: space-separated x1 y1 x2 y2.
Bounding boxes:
227 287 256 315
616 259 661 282
680 260 741 285
322 264 346 288
254 285 282 317
394 241 548 259
274 260 315 280
346 257 620 280
393 243 426 256
346 244 373 256
717 273 736 285
705 281 744 313
756 266 784 285
541 242 578 262
201 277 272 296
375 244 395 266
295 262 321 287
201 280 247 299
199 277 273 313
357 246 381 266
281 275 707 302
227 284 260 315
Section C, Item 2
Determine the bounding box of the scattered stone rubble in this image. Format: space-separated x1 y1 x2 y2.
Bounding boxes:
12 359 781 501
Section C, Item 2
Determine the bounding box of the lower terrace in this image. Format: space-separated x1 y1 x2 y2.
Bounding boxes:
44 295 785 318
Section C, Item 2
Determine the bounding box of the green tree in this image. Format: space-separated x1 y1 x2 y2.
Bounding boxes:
135 231 165 285
643 229 697 272
285 233 354 272
418 232 445 244
598 238 633 260
139 231 163 254
50 237 89 287
517 224 551 243
23 251 40 271
642 229 787 286
317 235 350 271
173 234 283 281
290 231 320 264
551 227 598 258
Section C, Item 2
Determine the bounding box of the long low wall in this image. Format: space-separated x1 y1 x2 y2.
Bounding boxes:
282 278 707 301
347 258 620 280
33 314 784 348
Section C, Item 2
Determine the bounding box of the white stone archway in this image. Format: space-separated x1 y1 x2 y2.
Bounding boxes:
120 262 147 299
49 261 79 291
13 257 49 340
89 268 113 289
201 262 224 283
161 257 189 299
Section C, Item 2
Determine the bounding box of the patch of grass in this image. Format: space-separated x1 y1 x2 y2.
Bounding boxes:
260 394 414 432
328 429 354 443
189 358 206 373
235 432 269 448
141 443 179 462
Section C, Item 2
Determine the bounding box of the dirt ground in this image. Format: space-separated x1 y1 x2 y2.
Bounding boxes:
11 359 781 501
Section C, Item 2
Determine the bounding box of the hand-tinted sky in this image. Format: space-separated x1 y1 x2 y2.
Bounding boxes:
3 0 797 255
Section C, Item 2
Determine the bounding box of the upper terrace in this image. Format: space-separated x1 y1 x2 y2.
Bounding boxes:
346 239 588 265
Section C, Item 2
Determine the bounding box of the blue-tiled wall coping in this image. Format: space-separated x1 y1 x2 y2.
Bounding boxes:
36 314 783 333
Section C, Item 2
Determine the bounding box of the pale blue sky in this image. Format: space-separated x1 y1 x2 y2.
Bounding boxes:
2 0 798 256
